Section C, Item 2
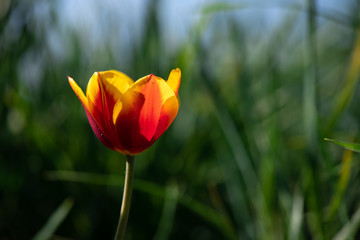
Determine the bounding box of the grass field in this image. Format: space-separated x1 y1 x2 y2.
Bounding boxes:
1 0 360 239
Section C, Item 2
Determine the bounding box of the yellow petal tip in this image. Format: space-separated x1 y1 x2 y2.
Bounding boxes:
68 75 87 107
167 68 181 96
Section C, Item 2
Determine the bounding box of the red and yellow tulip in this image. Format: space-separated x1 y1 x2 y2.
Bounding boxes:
68 69 181 155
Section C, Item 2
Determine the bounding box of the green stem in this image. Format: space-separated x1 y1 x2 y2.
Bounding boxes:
114 155 135 240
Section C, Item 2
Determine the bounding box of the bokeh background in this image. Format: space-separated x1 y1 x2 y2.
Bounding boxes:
2 0 360 239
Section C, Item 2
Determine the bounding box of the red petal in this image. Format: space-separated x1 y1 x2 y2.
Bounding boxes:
113 73 180 155
138 74 163 141
114 90 149 154
84 106 115 150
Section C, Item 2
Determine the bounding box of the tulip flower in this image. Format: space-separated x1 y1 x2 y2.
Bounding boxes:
68 68 181 155
68 68 180 240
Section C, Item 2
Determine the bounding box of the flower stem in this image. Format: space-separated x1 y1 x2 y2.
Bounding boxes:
114 155 135 240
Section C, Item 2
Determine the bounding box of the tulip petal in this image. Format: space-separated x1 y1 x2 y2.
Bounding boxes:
114 89 147 154
129 74 177 141
68 75 115 150
97 72 119 124
85 72 122 150
134 74 176 103
97 71 133 123
153 95 179 140
86 72 102 116
84 107 115 150
113 73 178 154
113 101 123 124
68 76 87 107
138 74 163 141
99 70 134 94
167 68 181 96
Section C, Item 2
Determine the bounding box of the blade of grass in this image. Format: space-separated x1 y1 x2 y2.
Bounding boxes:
326 149 353 219
202 3 244 14
153 182 179 240
217 149 252 239
303 1 324 239
333 205 360 240
324 138 360 153
33 198 74 240
288 188 304 240
304 0 319 157
45 171 123 185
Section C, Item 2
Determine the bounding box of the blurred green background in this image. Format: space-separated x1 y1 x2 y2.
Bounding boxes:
2 0 360 239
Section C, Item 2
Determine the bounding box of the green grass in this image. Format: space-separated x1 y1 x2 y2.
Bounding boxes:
1 0 360 239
